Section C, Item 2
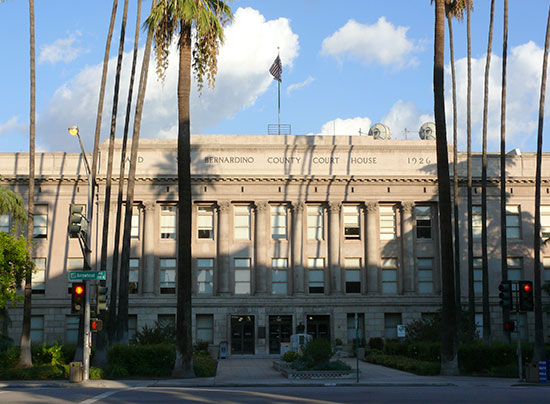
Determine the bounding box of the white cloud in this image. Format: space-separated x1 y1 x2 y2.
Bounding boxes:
307 116 373 136
0 116 24 134
38 33 87 65
287 76 314 94
381 100 433 140
35 7 299 151
321 18 419 68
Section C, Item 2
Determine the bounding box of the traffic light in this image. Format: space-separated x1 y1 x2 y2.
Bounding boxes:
503 321 516 332
498 280 513 310
519 280 534 311
90 318 103 332
69 205 87 238
97 285 108 312
71 283 85 314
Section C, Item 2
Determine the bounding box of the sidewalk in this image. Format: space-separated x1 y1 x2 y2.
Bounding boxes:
0 357 540 389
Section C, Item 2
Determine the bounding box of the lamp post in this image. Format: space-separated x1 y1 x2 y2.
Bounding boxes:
69 125 93 381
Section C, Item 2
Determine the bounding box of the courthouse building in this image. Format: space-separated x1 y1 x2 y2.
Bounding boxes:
1 130 550 355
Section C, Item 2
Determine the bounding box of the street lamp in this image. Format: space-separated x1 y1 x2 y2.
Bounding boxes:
68 125 94 382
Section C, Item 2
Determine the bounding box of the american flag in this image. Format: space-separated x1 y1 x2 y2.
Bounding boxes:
269 55 282 82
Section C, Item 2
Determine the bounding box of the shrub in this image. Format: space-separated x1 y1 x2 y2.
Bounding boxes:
334 338 343 346
193 351 217 377
107 344 176 377
282 350 300 363
368 337 384 351
407 341 440 362
384 339 409 357
405 312 478 344
302 338 332 365
130 321 176 345
0 365 66 380
0 346 20 369
61 345 77 365
194 340 209 353
33 343 64 366
310 360 351 371
0 335 13 353
365 351 440 376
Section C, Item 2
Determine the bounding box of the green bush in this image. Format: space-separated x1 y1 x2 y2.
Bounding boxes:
0 365 66 380
193 351 217 377
0 346 20 369
107 344 176 377
302 338 332 365
368 337 384 351
33 343 64 366
130 321 176 345
407 341 440 362
310 360 351 371
61 345 77 365
0 335 13 353
365 351 440 376
194 340 209 353
405 312 478 344
282 350 300 363
384 339 409 357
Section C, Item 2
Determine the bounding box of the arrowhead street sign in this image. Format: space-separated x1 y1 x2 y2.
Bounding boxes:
69 271 106 281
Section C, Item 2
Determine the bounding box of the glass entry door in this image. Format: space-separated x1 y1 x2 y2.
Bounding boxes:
231 315 255 354
268 315 292 354
306 315 330 341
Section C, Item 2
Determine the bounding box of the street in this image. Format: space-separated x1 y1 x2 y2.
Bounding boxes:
0 385 547 404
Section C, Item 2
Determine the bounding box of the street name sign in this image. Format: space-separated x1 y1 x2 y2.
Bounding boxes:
69 271 106 281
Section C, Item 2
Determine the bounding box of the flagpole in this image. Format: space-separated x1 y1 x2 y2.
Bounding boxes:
277 48 281 135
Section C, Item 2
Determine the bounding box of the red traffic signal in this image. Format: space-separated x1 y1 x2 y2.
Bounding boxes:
74 285 84 295
71 283 86 314
518 280 534 312
522 283 531 292
90 318 103 332
504 321 516 332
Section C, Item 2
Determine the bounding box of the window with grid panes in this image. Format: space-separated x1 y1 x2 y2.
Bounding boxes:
381 257 398 293
31 315 44 342
541 206 550 240
473 257 483 295
417 257 434 293
379 205 396 240
308 257 325 294
234 258 251 294
0 214 10 232
346 313 364 342
506 205 521 239
196 314 214 343
65 316 79 344
345 258 361 293
197 258 214 294
543 257 550 282
414 206 432 239
384 313 401 339
128 315 137 341
197 206 214 239
271 258 288 295
160 258 176 294
32 258 46 294
271 205 288 239
67 258 84 294
33 204 48 238
343 205 360 240
506 257 523 281
129 258 139 294
307 205 324 240
131 206 140 238
234 205 251 239
472 205 482 238
160 206 176 239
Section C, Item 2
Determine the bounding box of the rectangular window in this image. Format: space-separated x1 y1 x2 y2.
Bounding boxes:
475 313 483 340
197 206 214 239
271 258 288 295
131 206 140 238
32 258 46 294
234 205 251 240
308 257 325 294
414 206 432 239
384 313 402 339
128 315 137 342
31 315 44 343
129 258 139 294
473 257 483 295
234 258 251 294
507 257 523 281
541 206 550 240
196 314 214 344
271 205 288 239
65 316 79 344
67 257 84 294
543 257 550 282
160 205 176 239
417 257 434 293
381 257 398 294
343 205 360 240
346 313 365 342
160 258 176 294
0 214 10 232
379 205 396 240
307 205 324 240
506 205 521 239
197 258 214 294
472 205 482 239
33 204 48 238
345 258 361 294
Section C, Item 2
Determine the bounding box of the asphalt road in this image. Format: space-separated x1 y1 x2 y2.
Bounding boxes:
0 385 548 404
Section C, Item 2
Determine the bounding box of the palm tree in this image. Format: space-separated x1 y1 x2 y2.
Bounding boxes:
434 0 458 376
17 0 35 369
108 0 142 344
533 6 550 363
499 0 511 344
0 187 27 226
481 0 495 344
145 0 233 376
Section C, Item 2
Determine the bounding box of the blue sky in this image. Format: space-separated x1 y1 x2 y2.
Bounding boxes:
1 1 550 154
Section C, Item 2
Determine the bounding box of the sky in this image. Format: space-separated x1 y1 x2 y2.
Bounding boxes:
1 0 550 155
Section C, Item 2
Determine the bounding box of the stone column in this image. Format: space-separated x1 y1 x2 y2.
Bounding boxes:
292 201 305 295
401 202 415 293
217 201 231 295
365 201 379 293
255 201 269 295
143 201 156 296
328 201 342 295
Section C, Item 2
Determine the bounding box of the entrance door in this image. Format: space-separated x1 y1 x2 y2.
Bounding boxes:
231 315 255 354
268 315 292 354
306 315 330 341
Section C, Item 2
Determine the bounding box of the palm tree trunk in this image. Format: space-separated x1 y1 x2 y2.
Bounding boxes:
481 0 495 344
173 21 194 377
18 0 35 369
499 0 511 344
434 0 458 376
116 6 154 344
108 0 142 345
533 6 550 362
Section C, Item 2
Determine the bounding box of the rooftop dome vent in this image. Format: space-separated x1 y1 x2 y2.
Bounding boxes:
419 122 436 140
368 123 391 140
